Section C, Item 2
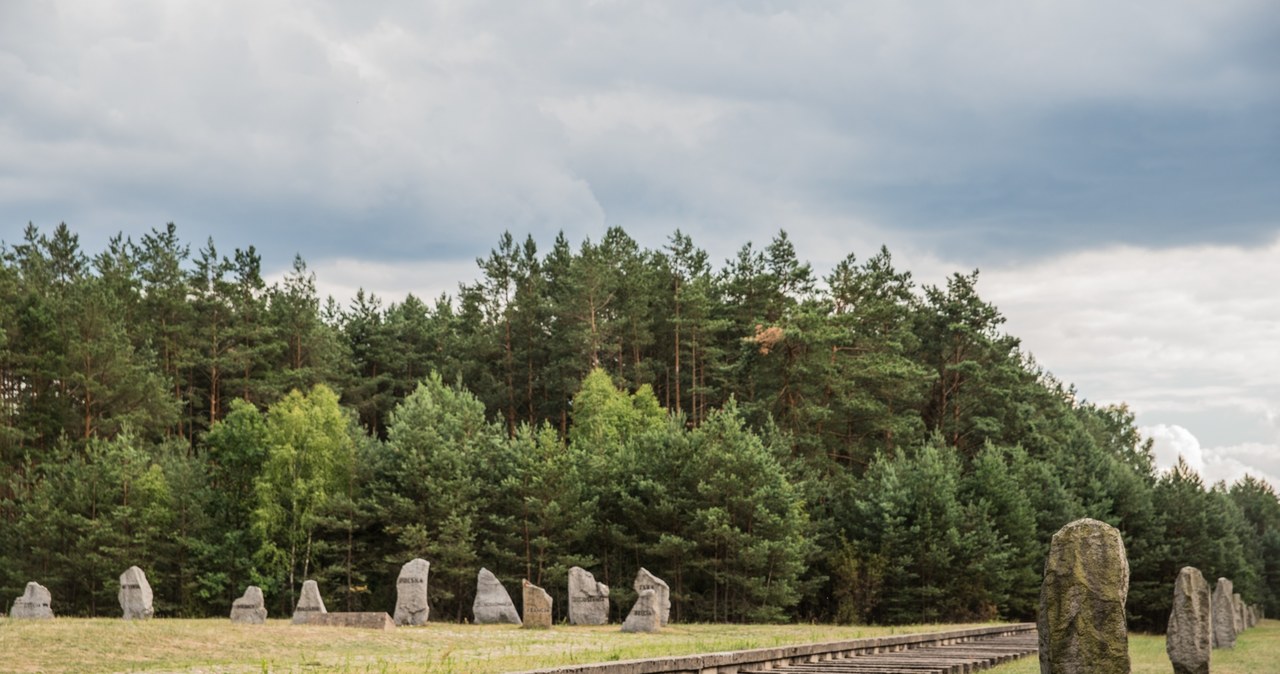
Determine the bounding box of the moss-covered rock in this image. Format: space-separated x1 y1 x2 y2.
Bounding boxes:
1037 518 1130 674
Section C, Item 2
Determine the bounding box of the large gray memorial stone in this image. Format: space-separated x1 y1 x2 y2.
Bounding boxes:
230 585 267 624
394 558 430 626
568 566 610 625
1212 578 1236 648
292 579 327 624
119 566 154 620
633 568 670 626
473 568 520 625
10 582 53 619
621 589 661 633
1037 518 1130 674
522 579 553 629
1166 566 1211 674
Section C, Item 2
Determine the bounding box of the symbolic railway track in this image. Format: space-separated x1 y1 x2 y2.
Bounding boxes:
738 630 1037 674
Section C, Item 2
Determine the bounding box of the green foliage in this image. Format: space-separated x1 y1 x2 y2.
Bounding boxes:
3 222 1280 629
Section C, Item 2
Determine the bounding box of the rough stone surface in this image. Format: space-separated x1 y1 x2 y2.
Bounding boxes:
292 579 327 624
1166 566 1211 674
230 585 267 624
1037 518 1130 674
1233 593 1245 634
305 612 395 630
393 558 430 626
473 568 521 625
118 566 154 620
621 589 661 633
522 579 553 629
10 582 54 619
1212 578 1236 648
633 568 671 626
568 566 610 625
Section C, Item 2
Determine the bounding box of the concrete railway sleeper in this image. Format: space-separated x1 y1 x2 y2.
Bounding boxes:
738 631 1037 674
515 624 1036 674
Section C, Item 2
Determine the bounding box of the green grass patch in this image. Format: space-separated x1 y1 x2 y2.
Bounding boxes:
0 618 1006 673
987 619 1279 674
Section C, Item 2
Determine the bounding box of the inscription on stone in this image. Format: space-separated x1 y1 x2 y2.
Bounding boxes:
10 582 54 620
292 580 327 624
633 568 671 626
568 566 610 625
230 585 267 625
522 579 554 629
118 566 154 620
394 558 430 626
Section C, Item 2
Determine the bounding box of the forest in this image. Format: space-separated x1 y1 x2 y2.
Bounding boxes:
1 222 1278 632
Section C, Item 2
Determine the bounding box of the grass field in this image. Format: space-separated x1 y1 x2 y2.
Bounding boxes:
3 617 1274 673
0 618 1004 673
986 619 1279 674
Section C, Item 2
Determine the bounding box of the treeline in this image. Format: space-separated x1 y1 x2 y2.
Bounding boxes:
1 222 1278 630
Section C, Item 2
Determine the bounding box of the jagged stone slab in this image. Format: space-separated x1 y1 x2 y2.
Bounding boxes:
1213 578 1236 648
1037 518 1130 674
621 589 661 633
394 558 430 626
473 568 520 625
230 585 267 624
305 612 395 630
568 566 610 625
118 566 154 620
1166 566 1211 674
292 579 327 624
522 579 553 629
1233 592 1245 634
10 582 53 619
633 568 670 626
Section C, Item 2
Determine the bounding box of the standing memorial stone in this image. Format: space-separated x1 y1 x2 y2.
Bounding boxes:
1037 518 1130 674
633 568 670 626
1233 593 1245 634
522 579 553 629
394 558 430 626
1166 566 1211 674
1212 578 1236 648
621 589 660 633
230 586 267 624
473 568 520 624
292 579 327 624
10 582 54 619
568 566 610 625
119 566 154 620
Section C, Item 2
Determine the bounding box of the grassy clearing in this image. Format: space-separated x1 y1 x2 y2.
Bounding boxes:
0 618 1004 673
987 619 1280 674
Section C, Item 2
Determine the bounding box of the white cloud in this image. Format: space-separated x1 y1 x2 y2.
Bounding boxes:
1141 424 1280 491
976 238 1280 445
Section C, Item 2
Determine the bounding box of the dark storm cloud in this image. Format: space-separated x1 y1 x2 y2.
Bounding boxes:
1 0 1277 270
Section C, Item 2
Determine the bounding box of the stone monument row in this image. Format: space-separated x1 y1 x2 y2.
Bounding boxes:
1037 518 1130 674
568 566 610 625
393 558 431 626
10 581 54 619
119 566 154 620
1165 566 1211 674
473 567 521 625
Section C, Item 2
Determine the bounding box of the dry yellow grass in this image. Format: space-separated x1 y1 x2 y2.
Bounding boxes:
0 618 1006 673
986 619 1280 674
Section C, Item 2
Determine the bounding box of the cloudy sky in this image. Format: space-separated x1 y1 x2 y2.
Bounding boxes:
3 1 1278 485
